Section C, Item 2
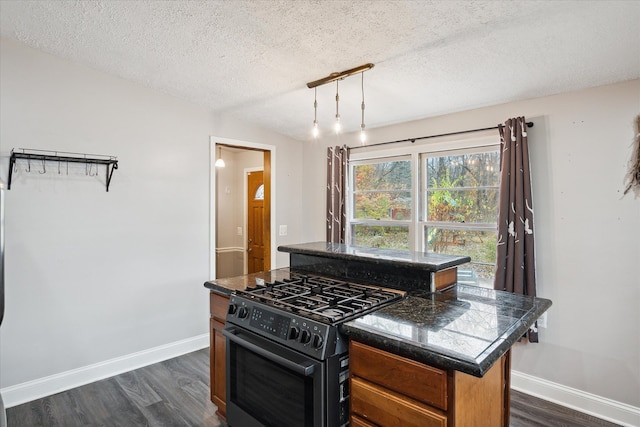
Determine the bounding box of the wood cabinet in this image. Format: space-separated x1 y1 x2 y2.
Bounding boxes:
209 291 229 420
349 340 510 427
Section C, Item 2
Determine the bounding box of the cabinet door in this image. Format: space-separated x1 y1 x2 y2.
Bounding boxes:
209 292 229 419
351 377 447 427
212 321 227 417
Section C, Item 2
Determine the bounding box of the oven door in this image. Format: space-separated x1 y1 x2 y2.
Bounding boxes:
224 326 326 427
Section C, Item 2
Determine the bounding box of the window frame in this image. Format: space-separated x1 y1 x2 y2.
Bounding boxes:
348 154 414 250
348 134 501 285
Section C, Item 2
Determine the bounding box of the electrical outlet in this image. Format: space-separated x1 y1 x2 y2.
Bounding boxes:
538 312 548 328
236 227 242 236
279 225 288 236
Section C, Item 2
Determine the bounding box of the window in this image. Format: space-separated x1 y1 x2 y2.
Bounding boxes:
422 151 500 288
350 157 412 250
348 140 500 288
254 184 264 200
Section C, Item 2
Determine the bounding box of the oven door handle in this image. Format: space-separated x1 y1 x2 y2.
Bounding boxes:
223 327 317 376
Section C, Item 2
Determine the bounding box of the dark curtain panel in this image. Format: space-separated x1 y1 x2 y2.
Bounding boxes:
494 117 538 342
326 145 349 244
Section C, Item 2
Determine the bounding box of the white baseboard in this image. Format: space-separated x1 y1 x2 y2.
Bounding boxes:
511 370 640 427
0 334 209 408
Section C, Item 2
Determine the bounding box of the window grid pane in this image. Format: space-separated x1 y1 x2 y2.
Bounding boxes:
352 224 409 250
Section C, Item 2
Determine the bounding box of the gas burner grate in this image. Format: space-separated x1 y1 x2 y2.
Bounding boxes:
237 274 404 324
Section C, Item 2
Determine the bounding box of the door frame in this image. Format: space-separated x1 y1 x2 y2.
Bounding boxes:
243 166 263 274
210 137 276 280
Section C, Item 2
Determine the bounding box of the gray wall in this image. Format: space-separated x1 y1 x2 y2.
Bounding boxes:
0 38 302 395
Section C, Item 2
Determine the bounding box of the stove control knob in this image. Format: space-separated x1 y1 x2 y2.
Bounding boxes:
237 307 249 319
288 326 300 340
312 334 324 349
228 304 237 315
299 330 311 345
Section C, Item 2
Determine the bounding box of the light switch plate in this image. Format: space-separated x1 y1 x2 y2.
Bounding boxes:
279 225 288 236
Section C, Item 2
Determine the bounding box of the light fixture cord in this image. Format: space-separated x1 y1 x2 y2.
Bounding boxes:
361 72 365 131
314 87 318 122
335 80 340 119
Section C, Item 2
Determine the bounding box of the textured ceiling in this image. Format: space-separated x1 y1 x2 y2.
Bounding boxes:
1 0 639 141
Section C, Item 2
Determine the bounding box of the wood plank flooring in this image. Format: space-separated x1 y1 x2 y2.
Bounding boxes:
7 348 622 426
7 349 225 427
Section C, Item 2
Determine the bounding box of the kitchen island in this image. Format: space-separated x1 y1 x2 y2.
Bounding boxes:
204 242 551 426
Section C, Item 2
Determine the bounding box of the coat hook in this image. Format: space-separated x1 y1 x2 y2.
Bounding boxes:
26 155 31 173
39 158 46 174
57 152 61 174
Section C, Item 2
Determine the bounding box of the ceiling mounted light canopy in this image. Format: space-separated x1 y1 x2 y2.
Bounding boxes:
307 63 374 140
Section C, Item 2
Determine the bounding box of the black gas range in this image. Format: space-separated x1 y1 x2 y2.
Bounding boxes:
223 272 405 427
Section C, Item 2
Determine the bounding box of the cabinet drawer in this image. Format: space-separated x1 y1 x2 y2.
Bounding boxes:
351 377 447 427
350 414 378 427
210 292 230 322
350 341 448 410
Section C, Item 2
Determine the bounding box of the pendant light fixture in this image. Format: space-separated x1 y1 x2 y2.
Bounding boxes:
334 80 341 134
312 87 319 138
215 146 225 168
306 63 374 141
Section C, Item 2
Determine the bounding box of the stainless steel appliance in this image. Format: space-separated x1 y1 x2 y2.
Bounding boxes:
224 273 404 427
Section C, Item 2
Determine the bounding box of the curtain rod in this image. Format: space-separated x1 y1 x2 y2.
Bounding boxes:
349 121 534 150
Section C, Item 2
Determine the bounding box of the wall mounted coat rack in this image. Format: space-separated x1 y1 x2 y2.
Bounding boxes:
8 148 119 192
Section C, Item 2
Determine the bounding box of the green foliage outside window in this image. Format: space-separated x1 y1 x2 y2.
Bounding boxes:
353 161 411 221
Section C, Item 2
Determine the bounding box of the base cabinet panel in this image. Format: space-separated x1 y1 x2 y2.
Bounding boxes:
350 341 510 427
210 292 229 420
351 377 447 427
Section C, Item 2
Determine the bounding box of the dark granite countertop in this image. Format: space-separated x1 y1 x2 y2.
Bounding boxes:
278 242 470 272
204 268 297 296
340 284 552 377
204 261 552 378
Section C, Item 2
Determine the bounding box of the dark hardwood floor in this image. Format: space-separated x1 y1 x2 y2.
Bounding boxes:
7 349 225 427
7 348 621 426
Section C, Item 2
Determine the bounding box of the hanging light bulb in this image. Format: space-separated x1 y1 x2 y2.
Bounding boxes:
334 80 342 134
215 146 225 168
359 72 366 144
312 87 319 138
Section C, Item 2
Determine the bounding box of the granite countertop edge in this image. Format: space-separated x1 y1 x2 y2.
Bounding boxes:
204 281 234 296
278 242 471 272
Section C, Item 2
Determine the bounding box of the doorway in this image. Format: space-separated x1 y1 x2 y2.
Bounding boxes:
210 137 275 279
